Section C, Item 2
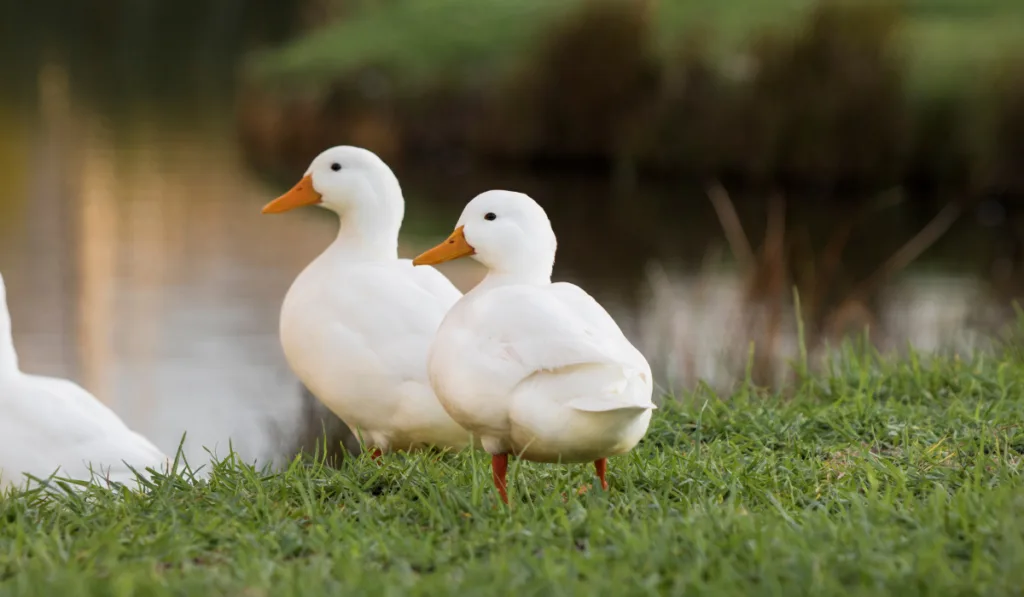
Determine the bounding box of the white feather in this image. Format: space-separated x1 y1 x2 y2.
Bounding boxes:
272 146 472 453
0 273 170 492
425 191 655 464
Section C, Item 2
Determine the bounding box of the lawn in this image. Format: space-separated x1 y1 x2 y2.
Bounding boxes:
2 345 1023 595
252 0 1024 96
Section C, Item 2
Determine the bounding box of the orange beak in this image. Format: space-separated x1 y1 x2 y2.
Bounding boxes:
413 226 475 266
261 174 322 214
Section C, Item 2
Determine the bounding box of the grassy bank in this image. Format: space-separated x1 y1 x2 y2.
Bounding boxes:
3 345 1024 595
242 0 1024 196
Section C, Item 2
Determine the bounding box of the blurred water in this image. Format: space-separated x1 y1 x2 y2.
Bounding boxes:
0 1 1017 468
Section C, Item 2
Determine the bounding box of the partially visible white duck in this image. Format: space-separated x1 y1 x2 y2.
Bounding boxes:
0 272 170 492
413 191 656 503
261 146 472 455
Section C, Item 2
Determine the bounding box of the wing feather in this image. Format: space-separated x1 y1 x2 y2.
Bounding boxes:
454 283 654 410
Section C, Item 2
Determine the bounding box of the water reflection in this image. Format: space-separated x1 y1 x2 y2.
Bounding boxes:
3 64 306 467
0 3 1016 469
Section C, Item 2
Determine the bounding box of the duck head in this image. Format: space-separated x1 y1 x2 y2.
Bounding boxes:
262 146 405 256
413 191 557 285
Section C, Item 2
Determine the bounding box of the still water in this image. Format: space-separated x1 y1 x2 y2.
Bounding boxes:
0 2 1016 468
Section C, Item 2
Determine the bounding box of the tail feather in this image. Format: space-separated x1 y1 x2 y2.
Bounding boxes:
565 367 655 413
567 396 656 413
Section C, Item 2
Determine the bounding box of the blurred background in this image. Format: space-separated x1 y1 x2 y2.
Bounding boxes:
0 0 1022 468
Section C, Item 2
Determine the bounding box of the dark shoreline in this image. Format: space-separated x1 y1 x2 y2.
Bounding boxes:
239 1 1024 203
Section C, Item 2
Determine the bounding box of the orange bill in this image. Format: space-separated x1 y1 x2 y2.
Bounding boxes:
261 174 322 214
412 226 475 266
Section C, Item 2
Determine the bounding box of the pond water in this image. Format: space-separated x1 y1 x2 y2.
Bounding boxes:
0 1 1017 469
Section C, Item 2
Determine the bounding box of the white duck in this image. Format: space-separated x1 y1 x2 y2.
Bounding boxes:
261 146 472 455
0 272 170 492
413 191 656 503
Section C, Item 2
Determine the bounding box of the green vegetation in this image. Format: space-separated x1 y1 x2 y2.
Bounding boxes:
253 0 1024 95
242 0 1024 195
3 343 1024 595
253 0 588 87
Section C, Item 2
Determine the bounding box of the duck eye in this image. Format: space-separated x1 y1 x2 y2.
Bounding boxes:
484 212 497 221
330 163 342 172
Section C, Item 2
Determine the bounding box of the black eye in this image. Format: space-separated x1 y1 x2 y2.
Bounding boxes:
484 212 497 221
330 163 342 172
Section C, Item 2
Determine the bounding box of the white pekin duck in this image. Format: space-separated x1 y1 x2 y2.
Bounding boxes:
0 272 170 492
261 146 472 456
413 191 656 503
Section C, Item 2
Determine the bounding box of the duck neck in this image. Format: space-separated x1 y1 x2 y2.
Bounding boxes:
476 263 553 292
0 299 19 378
325 180 404 261
328 208 401 260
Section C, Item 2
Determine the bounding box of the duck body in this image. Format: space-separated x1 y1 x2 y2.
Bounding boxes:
429 282 653 463
414 190 655 500
264 146 472 454
0 274 169 492
0 373 171 491
280 249 470 452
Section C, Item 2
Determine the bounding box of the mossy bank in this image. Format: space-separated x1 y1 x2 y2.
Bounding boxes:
240 0 1024 198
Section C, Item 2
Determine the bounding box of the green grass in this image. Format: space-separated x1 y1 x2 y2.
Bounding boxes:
252 0 1024 95
3 345 1024 595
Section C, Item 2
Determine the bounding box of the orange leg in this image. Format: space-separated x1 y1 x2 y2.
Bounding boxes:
594 458 608 491
370 447 384 462
492 454 509 504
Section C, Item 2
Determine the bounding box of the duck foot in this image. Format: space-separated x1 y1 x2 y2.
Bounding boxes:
594 458 608 491
370 447 384 462
491 453 509 504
